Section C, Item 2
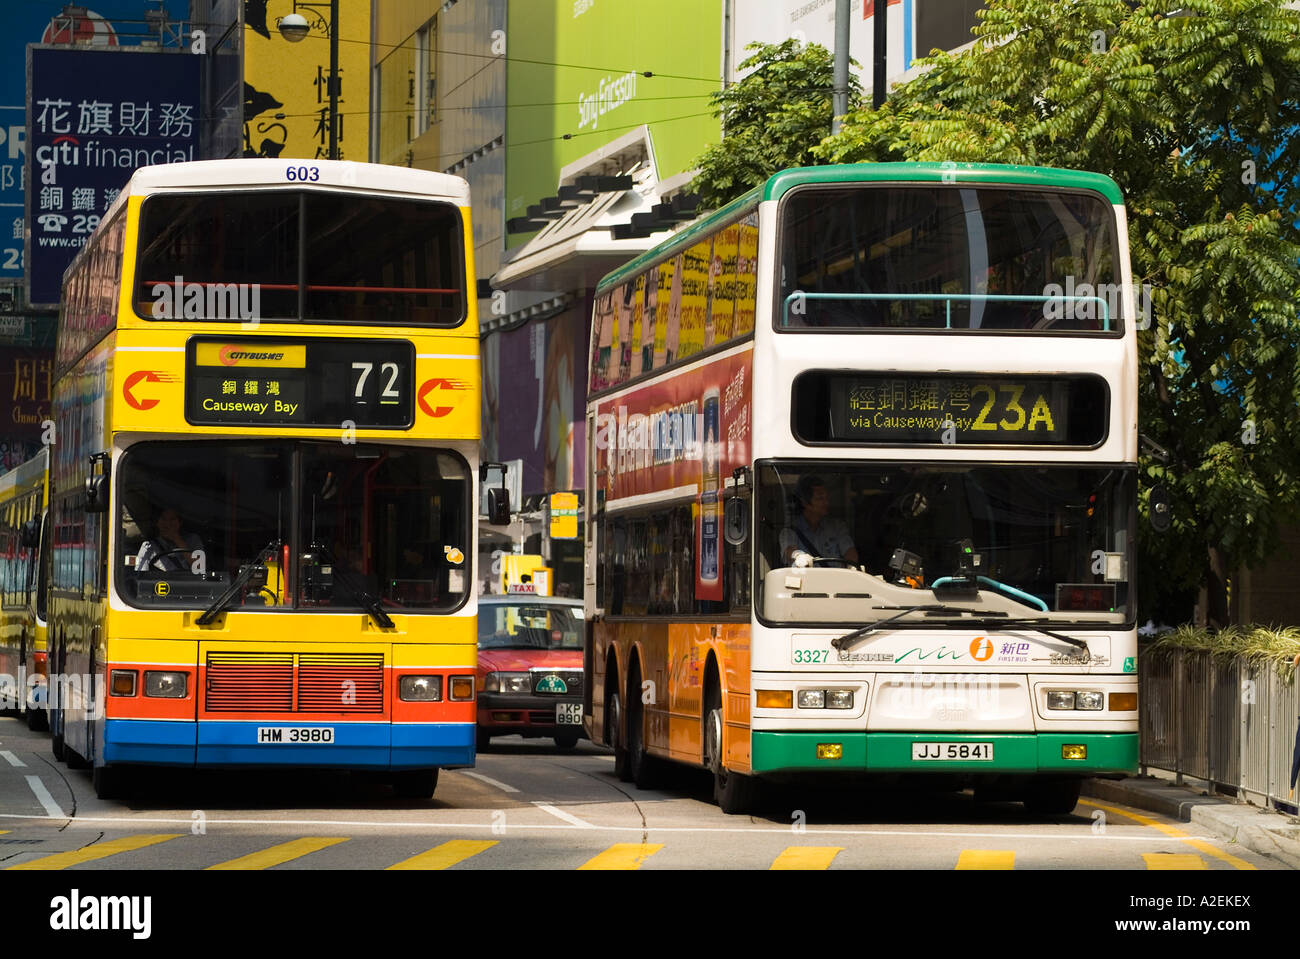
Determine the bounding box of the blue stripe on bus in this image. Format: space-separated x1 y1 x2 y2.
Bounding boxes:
102 719 473 768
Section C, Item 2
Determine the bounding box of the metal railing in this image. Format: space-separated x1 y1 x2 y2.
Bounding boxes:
1139 646 1300 812
780 292 1114 331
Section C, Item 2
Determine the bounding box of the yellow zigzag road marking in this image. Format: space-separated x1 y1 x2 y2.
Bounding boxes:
1079 800 1256 871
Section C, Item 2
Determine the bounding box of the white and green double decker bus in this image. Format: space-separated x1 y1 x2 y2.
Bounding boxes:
586 164 1138 813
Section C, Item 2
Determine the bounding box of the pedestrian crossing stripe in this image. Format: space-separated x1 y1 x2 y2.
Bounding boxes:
7 834 183 870
771 846 844 870
955 850 1015 870
388 840 498 870
207 837 348 871
577 843 663 870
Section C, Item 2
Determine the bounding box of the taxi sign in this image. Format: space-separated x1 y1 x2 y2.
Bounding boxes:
536 674 567 694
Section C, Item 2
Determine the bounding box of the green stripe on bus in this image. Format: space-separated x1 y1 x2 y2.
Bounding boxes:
760 163 1124 205
750 731 1137 775
595 163 1123 295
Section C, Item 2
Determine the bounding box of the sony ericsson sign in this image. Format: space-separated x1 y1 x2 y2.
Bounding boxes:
25 47 200 307
577 71 638 130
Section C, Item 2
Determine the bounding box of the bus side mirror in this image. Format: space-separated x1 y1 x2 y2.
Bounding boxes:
724 496 748 545
85 475 109 513
487 487 510 526
20 519 40 549
1149 484 1171 533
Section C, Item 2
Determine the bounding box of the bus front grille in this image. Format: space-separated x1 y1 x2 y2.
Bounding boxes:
205 651 385 714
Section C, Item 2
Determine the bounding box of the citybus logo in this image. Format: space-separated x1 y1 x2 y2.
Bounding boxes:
151 275 261 321
219 346 285 366
122 370 179 411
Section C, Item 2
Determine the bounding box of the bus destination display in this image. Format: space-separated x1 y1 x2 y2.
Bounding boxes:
796 373 1107 447
186 338 414 428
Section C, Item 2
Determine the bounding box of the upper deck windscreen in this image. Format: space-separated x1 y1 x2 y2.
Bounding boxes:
134 190 466 327
778 185 1121 333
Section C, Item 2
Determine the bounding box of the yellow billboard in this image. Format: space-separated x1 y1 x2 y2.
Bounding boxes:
243 0 372 160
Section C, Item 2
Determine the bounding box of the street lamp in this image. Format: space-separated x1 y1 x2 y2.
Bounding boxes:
276 0 339 160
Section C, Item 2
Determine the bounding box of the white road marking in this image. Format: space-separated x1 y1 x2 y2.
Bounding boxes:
460 771 520 794
533 802 595 828
0 751 26 767
0 811 1220 842
24 777 66 819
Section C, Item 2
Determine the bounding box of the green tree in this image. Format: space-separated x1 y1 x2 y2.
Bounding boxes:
809 0 1300 627
691 39 862 209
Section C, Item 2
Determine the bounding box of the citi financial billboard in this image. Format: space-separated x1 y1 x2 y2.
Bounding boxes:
25 47 200 307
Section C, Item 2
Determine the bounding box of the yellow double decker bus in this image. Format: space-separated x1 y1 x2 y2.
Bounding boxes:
0 447 51 730
47 159 482 799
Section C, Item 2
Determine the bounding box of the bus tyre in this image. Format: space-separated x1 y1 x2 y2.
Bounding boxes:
707 704 755 815
93 763 125 801
26 700 47 732
627 700 660 790
50 708 65 761
1024 777 1081 815
393 768 439 799
610 690 631 782
553 732 580 750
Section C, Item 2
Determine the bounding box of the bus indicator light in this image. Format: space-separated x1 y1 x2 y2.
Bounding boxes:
757 689 793 709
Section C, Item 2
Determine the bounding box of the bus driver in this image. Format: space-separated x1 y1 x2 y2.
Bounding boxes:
136 507 206 573
780 475 860 568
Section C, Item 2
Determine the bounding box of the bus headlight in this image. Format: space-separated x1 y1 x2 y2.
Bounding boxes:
826 689 854 709
797 689 825 708
483 672 530 694
1075 691 1105 710
399 676 442 702
143 671 187 698
1046 691 1076 710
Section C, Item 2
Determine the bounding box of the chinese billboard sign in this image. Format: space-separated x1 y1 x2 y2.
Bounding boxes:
25 46 200 307
2 1 189 290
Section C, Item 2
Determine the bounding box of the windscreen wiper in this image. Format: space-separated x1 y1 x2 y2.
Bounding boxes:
832 604 978 653
310 542 394 629
968 617 1089 652
196 540 281 626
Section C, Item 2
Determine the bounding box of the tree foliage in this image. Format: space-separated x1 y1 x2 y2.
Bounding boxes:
691 40 862 209
806 0 1300 626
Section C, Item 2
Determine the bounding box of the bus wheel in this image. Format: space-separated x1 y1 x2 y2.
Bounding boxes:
50 712 65 761
1024 777 1081 815
93 763 126 801
609 689 631 782
553 732 579 750
626 664 661 789
26 699 47 732
706 702 755 815
393 769 439 799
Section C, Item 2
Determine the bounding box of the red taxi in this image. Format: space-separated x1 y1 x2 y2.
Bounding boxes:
476 594 585 750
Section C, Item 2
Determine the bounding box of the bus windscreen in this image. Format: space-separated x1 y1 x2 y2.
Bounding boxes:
134 191 466 326
777 185 1120 333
